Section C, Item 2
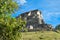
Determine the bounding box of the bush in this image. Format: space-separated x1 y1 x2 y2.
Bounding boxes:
0 17 26 40
0 0 26 40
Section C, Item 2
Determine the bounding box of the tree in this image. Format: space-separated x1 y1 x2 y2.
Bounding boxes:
0 0 26 40
55 24 60 31
0 0 18 14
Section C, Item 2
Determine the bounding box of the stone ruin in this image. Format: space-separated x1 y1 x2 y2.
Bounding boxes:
17 9 53 31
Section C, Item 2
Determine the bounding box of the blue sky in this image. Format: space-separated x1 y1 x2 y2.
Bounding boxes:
13 0 60 27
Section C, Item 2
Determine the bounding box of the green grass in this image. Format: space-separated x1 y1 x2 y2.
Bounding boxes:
21 31 60 40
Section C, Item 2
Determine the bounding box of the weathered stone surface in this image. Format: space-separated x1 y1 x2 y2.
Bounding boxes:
17 9 53 31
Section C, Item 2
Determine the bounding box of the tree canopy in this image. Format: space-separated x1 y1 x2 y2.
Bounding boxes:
0 0 18 14
0 0 26 40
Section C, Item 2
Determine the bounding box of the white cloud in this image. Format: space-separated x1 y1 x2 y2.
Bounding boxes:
15 0 27 5
42 10 60 27
20 0 27 5
43 11 60 21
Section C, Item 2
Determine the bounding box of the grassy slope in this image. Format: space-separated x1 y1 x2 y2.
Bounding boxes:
21 31 60 40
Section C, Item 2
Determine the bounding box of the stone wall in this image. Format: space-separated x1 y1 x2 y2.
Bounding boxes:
17 9 53 31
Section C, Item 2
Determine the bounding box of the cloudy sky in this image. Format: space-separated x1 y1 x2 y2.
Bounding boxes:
13 0 60 27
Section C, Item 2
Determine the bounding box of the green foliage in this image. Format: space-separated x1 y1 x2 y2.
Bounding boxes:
55 24 60 31
0 17 26 40
0 0 26 40
0 0 18 14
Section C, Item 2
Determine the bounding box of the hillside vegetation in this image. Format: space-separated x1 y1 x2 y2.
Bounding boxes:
21 31 60 40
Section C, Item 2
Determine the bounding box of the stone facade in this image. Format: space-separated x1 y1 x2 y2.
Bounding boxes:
17 9 53 31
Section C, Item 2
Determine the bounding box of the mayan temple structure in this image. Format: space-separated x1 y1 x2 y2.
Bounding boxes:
17 9 53 31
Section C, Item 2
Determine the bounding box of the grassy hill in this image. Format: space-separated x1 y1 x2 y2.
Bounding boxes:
21 31 60 40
